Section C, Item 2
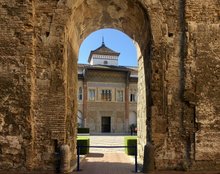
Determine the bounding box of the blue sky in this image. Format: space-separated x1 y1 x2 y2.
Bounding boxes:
78 28 138 66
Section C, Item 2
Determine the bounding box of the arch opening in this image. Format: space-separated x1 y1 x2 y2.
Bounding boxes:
77 28 139 134
64 0 152 171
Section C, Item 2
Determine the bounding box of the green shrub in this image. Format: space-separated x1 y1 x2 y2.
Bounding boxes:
124 136 137 156
77 128 90 134
77 136 90 155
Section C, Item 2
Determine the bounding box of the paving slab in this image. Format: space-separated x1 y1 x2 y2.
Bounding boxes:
75 152 136 174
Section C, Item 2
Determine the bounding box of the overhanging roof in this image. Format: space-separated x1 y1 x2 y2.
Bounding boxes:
88 42 120 63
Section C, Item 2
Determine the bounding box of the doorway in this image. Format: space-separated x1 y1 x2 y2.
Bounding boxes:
101 117 111 133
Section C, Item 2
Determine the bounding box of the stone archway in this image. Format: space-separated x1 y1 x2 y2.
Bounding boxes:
36 0 155 171
65 1 153 170
1 0 219 172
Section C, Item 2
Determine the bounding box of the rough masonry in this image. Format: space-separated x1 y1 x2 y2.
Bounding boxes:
0 0 219 172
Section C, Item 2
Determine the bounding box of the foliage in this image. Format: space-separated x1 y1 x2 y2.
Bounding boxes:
77 136 90 155
124 136 137 155
77 128 90 134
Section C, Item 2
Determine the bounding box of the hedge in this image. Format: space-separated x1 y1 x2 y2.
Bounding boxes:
77 136 90 155
77 128 90 134
124 136 137 156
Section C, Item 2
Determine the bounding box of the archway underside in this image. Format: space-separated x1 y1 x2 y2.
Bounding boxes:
69 1 149 50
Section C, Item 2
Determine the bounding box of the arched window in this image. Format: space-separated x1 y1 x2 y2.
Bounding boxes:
78 87 83 100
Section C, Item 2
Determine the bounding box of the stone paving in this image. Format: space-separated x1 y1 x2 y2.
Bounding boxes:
89 134 129 153
75 152 136 174
75 134 137 173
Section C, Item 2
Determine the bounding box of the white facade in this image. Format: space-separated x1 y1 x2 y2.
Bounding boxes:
90 54 118 66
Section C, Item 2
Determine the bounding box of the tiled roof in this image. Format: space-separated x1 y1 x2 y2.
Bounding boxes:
88 42 120 63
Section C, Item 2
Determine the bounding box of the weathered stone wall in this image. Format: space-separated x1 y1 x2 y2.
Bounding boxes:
0 0 35 170
148 0 188 169
30 0 77 170
0 0 77 171
137 0 188 170
137 55 147 166
185 0 220 170
137 0 220 171
0 0 219 172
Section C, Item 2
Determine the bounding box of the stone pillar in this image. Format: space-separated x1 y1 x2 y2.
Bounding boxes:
142 143 155 173
60 144 71 173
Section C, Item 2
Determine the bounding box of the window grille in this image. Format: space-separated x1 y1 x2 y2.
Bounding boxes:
101 89 112 101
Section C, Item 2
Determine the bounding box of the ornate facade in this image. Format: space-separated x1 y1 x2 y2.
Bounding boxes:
78 42 138 133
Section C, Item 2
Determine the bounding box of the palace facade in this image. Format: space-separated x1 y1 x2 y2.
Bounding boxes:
77 42 137 133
